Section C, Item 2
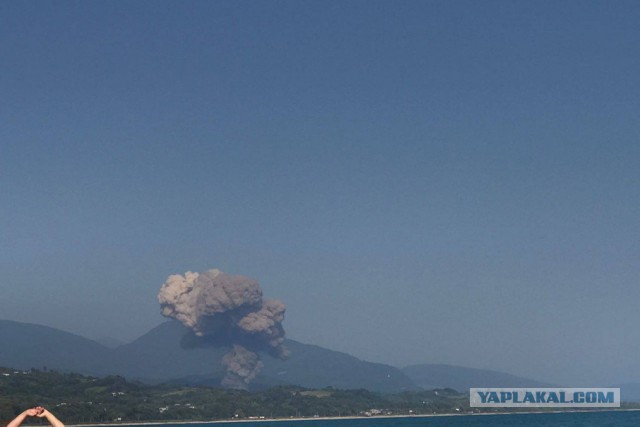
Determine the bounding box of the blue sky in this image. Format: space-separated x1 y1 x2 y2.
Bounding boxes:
2 1 639 385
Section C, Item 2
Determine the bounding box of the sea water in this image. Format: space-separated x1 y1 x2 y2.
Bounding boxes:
145 411 640 427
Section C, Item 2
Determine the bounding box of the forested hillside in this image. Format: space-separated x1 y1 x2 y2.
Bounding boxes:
0 367 465 424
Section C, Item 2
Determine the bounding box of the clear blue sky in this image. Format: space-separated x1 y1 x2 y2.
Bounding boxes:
2 1 639 386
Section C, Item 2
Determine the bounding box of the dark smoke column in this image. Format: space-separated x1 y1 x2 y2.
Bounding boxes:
158 268 288 389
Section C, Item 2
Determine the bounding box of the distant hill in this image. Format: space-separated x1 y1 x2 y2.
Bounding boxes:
95 336 126 348
1 319 561 394
262 339 418 392
113 321 419 393
110 320 227 381
0 319 112 375
0 319 416 392
402 363 554 392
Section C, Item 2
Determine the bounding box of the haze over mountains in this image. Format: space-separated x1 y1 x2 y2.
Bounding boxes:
3 319 629 398
0 319 414 392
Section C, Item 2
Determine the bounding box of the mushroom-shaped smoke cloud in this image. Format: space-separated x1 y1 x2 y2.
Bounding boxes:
158 268 288 389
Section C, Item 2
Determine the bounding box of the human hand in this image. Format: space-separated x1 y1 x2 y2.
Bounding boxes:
24 408 40 417
34 407 47 417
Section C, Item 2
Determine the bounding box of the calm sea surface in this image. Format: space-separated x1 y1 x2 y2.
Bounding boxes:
135 411 640 427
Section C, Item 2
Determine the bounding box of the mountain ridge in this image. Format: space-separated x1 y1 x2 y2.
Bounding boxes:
0 318 559 395
402 363 556 392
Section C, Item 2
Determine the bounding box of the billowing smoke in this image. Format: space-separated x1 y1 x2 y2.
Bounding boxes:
221 344 264 388
158 268 288 389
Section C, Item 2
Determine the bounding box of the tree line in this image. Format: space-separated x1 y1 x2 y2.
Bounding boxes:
0 367 467 423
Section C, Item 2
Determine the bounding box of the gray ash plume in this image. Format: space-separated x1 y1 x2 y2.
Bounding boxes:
157 268 288 389
221 344 264 389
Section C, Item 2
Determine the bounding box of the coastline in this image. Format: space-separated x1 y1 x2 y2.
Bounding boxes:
60 408 640 427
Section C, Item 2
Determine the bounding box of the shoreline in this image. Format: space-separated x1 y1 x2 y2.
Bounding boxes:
59 408 640 426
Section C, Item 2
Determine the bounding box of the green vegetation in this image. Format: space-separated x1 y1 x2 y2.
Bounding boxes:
4 367 637 425
0 367 466 424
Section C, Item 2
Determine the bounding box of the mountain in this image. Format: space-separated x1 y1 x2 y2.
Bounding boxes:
94 336 126 348
402 363 554 393
110 320 227 380
113 321 419 393
0 319 112 375
0 319 416 392
1 319 559 394
262 339 418 392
